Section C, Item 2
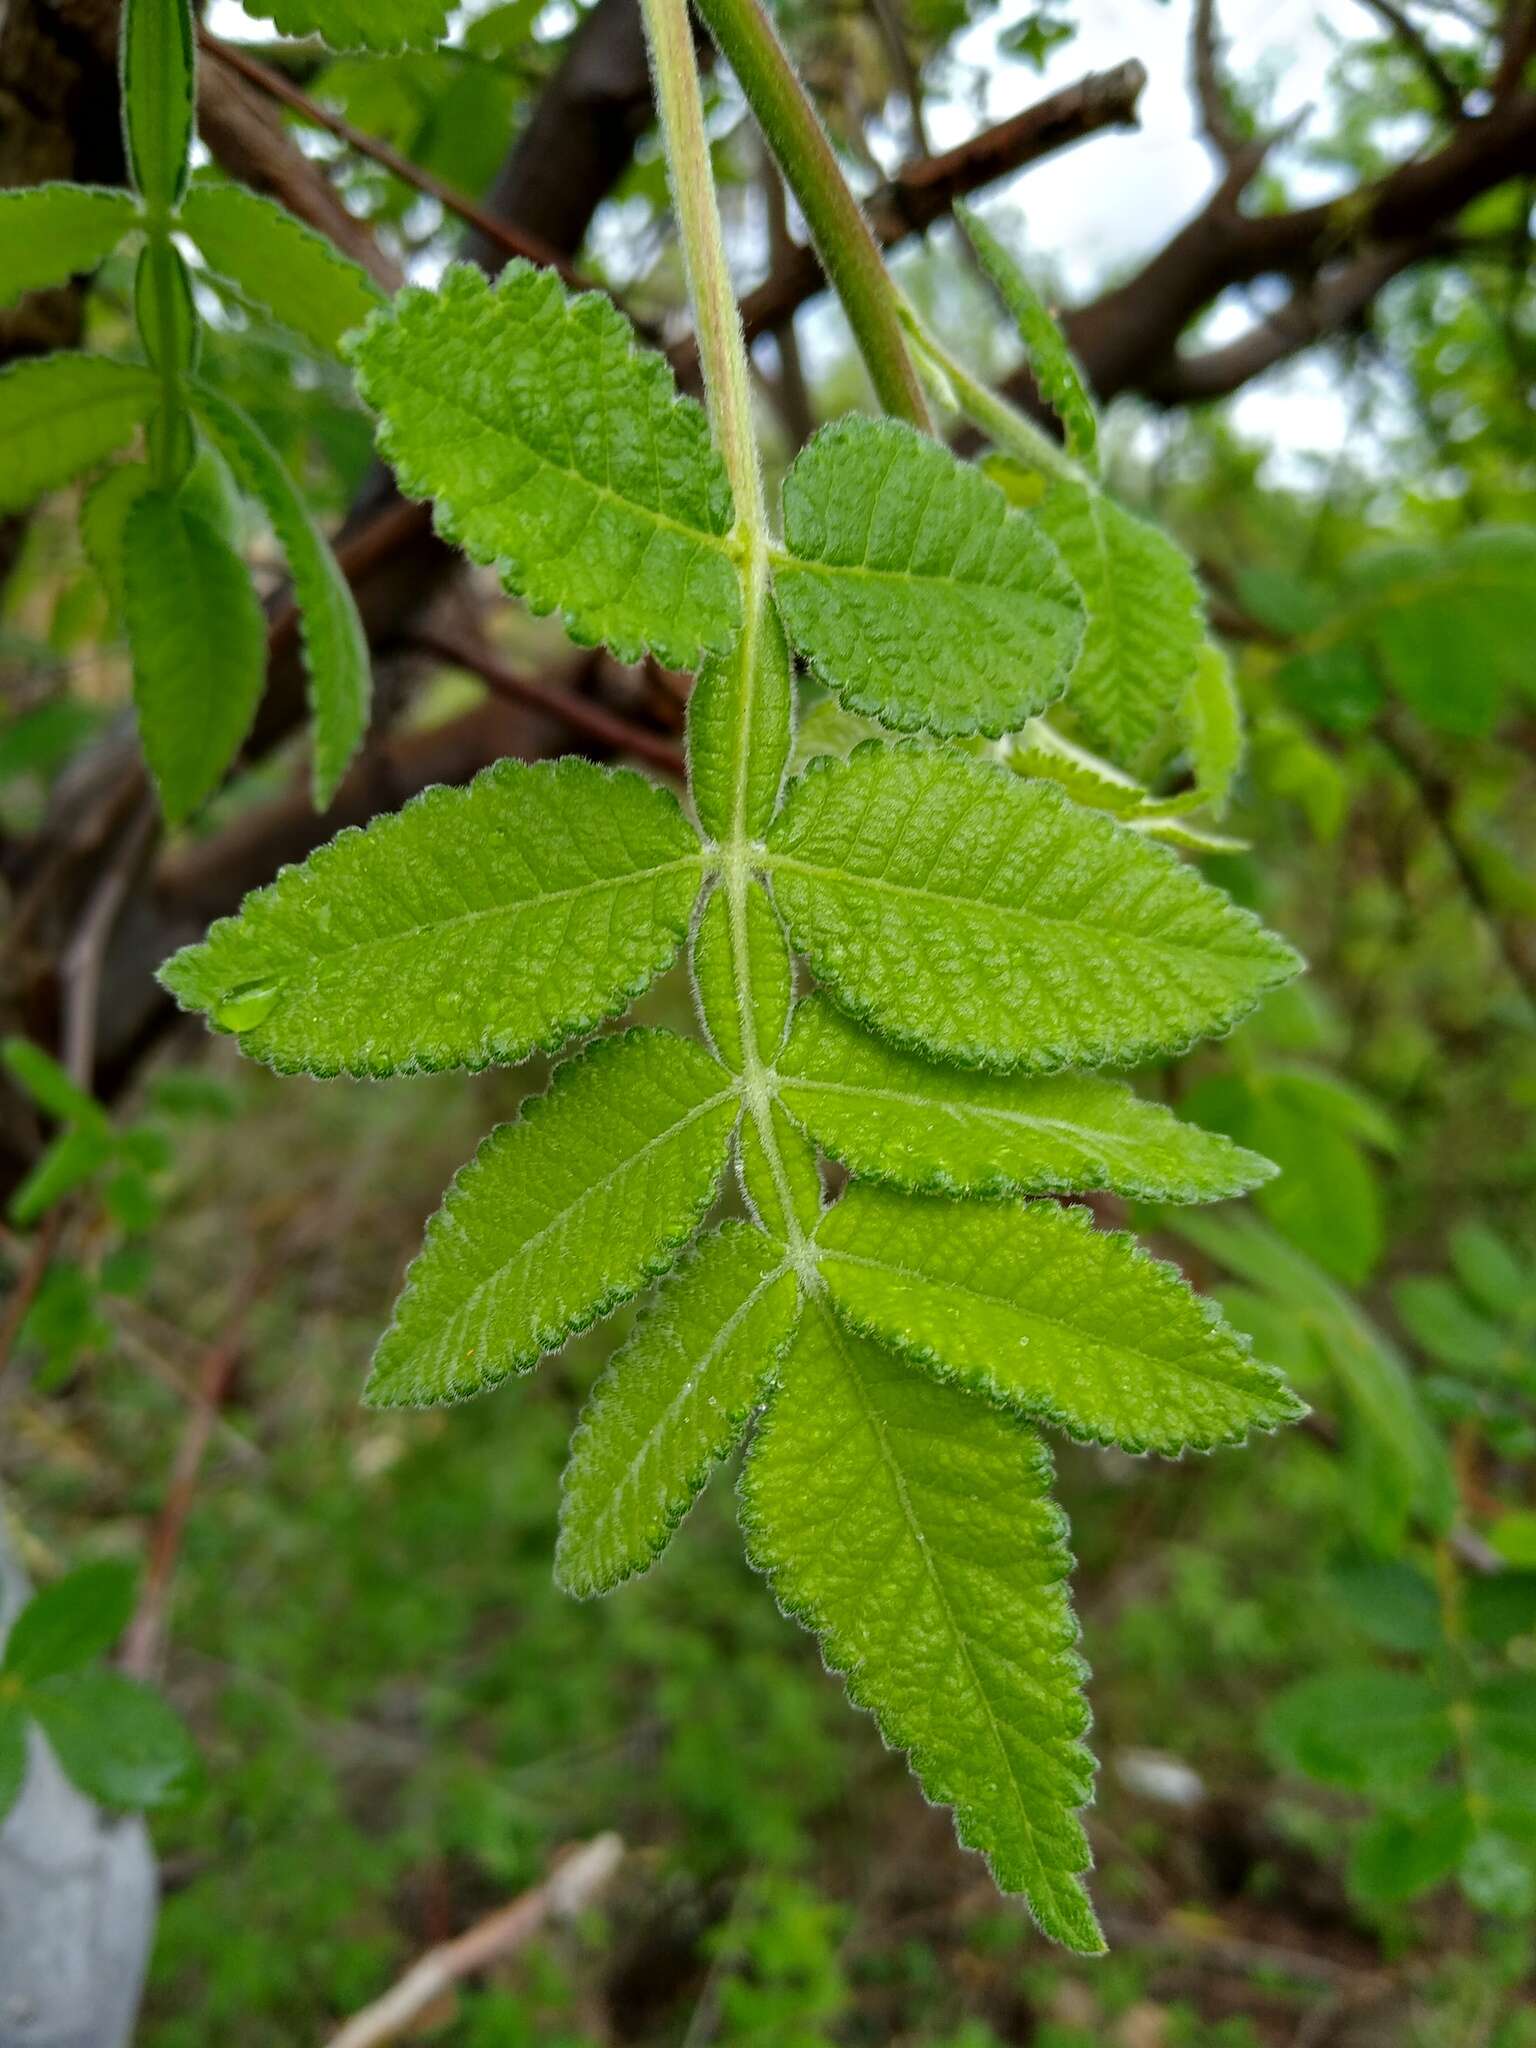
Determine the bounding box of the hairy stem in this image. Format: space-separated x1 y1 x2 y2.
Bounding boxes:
899 302 1082 485
688 0 931 431
641 0 813 1267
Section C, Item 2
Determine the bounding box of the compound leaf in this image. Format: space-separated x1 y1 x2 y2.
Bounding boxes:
160 757 704 1076
348 262 742 670
0 185 136 310
1032 480 1204 765
556 1223 798 1597
367 1030 737 1407
955 202 1097 469
766 744 1300 1074
738 1100 823 1243
238 0 452 49
2 1562 137 1684
0 355 159 515
122 0 194 209
180 182 384 356
743 1302 1103 1952
772 417 1083 738
691 881 792 1074
816 1185 1304 1454
687 596 792 843
778 996 1274 1203
123 486 266 823
192 385 371 806
30 1670 197 1809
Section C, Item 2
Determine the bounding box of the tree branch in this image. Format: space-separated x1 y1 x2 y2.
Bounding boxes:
1358 0 1467 123
1190 0 1247 168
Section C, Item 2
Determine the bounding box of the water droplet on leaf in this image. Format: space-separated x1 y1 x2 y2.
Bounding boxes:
213 979 282 1033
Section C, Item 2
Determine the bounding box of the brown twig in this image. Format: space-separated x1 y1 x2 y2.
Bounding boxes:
60 800 159 1091
0 1212 65 1383
1190 0 1247 167
325 1834 624 2048
200 28 586 288
119 1311 248 1682
409 622 686 778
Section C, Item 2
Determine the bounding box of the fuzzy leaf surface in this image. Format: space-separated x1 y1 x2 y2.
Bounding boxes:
955 202 1097 468
123 487 267 822
687 597 791 842
0 186 136 310
692 882 792 1073
1032 480 1204 764
766 744 1300 1074
556 1223 798 1597
0 356 158 514
816 1185 1304 1453
367 1031 736 1407
743 1302 1102 1951
772 417 1083 738
193 385 371 805
739 1101 823 1243
160 757 703 1076
778 996 1274 1203
239 0 451 47
180 183 384 355
348 262 741 670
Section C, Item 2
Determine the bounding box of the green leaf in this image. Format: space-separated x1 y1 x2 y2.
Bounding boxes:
180 182 384 356
788 697 883 775
121 0 194 210
0 355 159 514
367 1031 736 1408
192 385 371 807
160 757 703 1077
778 996 1273 1205
1169 1210 1458 1536
687 597 791 843
743 1303 1103 1952
2 1562 136 1683
1450 1223 1530 1321
348 263 741 671
691 882 792 1074
0 185 136 310
1031 480 1204 765
133 238 198 374
1394 1276 1512 1376
239 0 452 51
1350 1794 1472 1906
30 1669 197 1809
0 1702 25 1823
765 744 1300 1074
556 1223 799 1597
81 462 153 616
123 485 267 822
816 1186 1302 1454
1181 642 1243 816
7 1125 116 1227
738 1102 823 1243
1265 1670 1453 1795
954 203 1096 470
772 417 1083 739
0 1037 107 1130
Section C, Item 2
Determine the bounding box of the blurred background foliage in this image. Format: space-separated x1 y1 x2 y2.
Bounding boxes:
2 0 1535 2039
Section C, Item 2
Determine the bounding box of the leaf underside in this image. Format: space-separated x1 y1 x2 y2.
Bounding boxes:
347 262 742 671
159 756 704 1076
743 1302 1104 1953
0 355 158 515
766 743 1301 1074
180 182 384 356
773 416 1084 738
367 1030 737 1408
556 1222 799 1597
0 185 136 312
816 1184 1305 1454
123 487 267 823
956 203 1098 470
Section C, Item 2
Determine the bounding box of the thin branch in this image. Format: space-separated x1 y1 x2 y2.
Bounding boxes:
1190 0 1246 166
1359 0 1467 120
60 801 159 1091
408 623 686 778
325 1835 624 2048
200 29 587 288
0 1212 64 1384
